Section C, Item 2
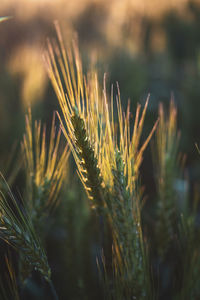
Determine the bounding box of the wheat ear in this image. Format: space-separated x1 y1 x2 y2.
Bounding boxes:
0 176 51 281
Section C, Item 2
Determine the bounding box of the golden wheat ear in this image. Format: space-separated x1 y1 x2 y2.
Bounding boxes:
45 24 157 299
44 24 105 211
22 108 70 220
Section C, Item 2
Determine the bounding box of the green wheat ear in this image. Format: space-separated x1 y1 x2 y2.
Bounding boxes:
20 108 69 282
103 149 150 300
71 107 104 211
152 99 180 258
0 175 51 282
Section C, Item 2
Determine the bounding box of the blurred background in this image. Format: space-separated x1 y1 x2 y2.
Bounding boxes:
1 0 200 299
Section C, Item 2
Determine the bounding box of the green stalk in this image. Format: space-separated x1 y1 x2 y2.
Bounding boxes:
48 280 59 300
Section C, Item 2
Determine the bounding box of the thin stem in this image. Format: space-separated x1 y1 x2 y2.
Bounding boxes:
47 280 59 300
